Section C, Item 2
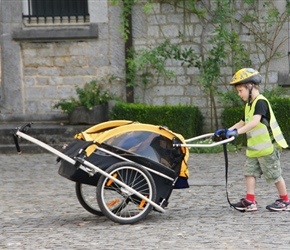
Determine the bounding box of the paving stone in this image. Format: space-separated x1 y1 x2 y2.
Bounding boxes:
1 149 290 249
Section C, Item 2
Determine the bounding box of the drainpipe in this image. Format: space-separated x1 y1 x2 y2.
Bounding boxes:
123 0 134 103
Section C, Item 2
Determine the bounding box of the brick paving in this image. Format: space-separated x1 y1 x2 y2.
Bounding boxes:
1 149 290 249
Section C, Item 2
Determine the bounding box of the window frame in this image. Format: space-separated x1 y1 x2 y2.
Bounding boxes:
14 0 108 41
22 0 90 25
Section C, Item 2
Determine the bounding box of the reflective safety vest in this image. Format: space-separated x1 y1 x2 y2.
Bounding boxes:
245 95 288 158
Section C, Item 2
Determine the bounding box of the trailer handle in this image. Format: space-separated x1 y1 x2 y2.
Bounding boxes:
13 122 33 153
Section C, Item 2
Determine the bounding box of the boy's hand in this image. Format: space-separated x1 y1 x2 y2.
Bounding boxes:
214 128 227 140
215 128 226 135
226 129 238 138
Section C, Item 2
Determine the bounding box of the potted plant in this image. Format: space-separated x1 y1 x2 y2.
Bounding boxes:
54 77 117 125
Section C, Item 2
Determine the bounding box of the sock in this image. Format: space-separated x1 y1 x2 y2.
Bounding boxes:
246 194 255 203
280 194 289 202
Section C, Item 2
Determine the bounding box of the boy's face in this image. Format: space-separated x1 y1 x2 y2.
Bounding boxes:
235 85 249 102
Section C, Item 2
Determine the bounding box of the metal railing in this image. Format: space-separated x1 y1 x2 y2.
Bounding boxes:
23 0 89 24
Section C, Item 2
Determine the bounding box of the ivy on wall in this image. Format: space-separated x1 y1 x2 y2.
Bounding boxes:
111 0 290 130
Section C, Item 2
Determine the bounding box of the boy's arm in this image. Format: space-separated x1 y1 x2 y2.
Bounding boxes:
236 114 261 135
229 120 245 130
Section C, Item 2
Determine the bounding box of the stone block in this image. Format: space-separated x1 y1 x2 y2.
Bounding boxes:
36 77 49 86
24 77 35 87
60 67 97 76
166 96 190 105
38 67 60 76
148 26 159 38
44 87 56 98
63 77 83 85
161 3 175 13
25 87 43 100
162 25 179 37
89 56 109 67
147 15 166 25
23 57 53 67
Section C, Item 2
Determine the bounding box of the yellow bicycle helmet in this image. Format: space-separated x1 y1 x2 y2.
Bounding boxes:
230 68 261 86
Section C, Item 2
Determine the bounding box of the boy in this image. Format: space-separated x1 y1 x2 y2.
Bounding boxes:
215 68 289 212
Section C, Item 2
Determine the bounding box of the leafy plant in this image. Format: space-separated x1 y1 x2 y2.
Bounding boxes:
263 86 289 99
54 97 78 114
54 78 116 114
126 39 196 88
111 0 134 41
218 90 245 107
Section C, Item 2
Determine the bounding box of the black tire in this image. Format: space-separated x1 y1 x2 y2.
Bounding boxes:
97 162 157 224
75 182 103 216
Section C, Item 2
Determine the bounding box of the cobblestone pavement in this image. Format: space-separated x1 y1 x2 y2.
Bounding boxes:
1 149 290 250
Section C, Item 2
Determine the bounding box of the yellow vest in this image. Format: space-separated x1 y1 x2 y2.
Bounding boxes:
245 95 288 158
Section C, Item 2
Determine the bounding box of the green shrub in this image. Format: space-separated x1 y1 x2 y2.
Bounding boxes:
270 97 290 145
189 138 242 153
54 78 116 114
110 103 203 139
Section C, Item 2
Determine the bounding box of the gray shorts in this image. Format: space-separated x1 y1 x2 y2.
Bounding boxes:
244 144 282 183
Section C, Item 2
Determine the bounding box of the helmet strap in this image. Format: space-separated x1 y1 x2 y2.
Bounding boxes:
247 84 254 105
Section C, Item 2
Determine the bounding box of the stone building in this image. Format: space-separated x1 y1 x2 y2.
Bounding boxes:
0 0 125 123
0 1 289 131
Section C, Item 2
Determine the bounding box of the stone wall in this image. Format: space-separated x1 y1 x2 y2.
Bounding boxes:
131 1 290 131
21 40 119 115
0 1 126 123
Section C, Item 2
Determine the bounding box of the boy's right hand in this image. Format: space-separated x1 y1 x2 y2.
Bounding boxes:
214 128 227 140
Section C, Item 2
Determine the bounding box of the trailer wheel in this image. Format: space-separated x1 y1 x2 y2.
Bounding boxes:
75 182 103 216
97 162 157 224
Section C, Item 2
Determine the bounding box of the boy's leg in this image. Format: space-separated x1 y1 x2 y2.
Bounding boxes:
243 158 260 202
232 175 258 212
260 144 290 211
246 176 256 195
232 157 261 211
266 177 290 211
245 176 256 203
275 177 288 198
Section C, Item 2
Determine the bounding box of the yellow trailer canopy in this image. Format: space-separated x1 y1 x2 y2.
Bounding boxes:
74 120 189 179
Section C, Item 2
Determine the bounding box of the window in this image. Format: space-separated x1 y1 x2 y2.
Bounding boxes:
23 0 89 24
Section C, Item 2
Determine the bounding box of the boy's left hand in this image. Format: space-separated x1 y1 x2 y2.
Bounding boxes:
226 129 238 138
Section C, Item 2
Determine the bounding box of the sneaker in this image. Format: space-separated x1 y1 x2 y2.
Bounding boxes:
266 199 290 211
232 198 257 212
